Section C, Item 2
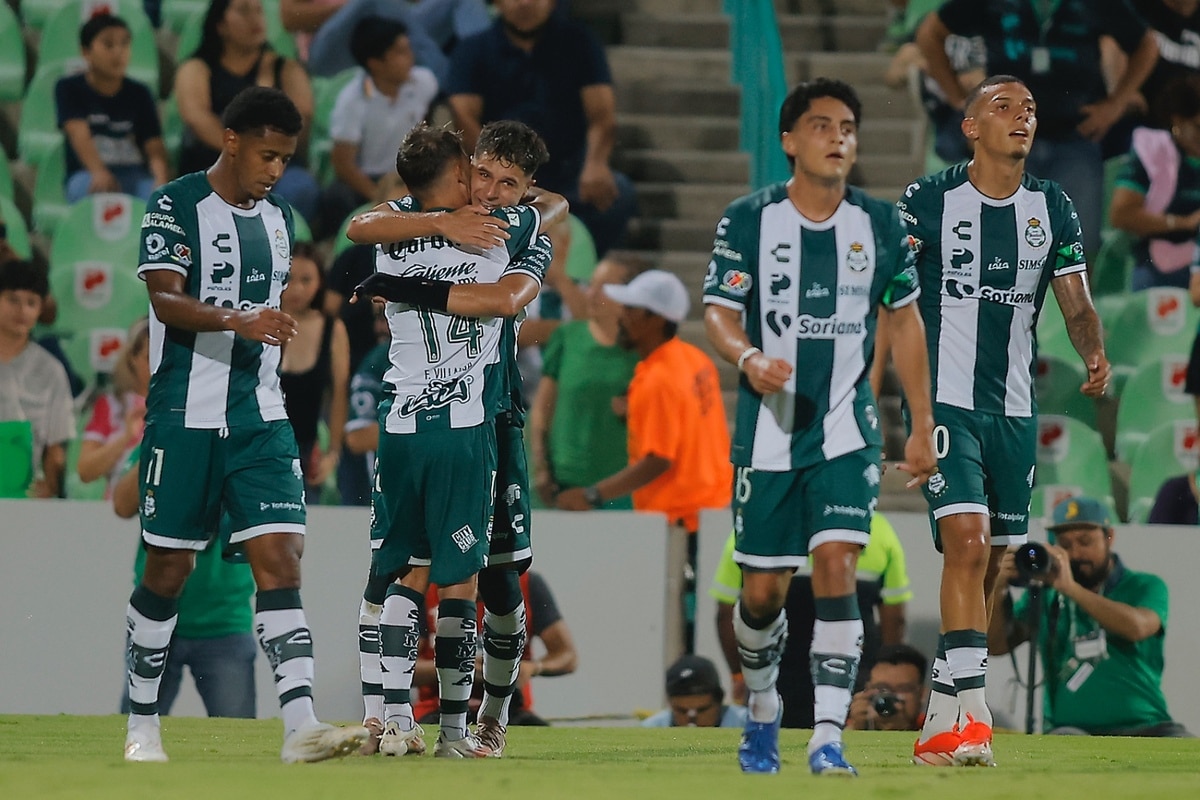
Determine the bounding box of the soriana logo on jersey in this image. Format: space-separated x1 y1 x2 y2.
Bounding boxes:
1147 288 1187 336
89 328 126 372
74 261 113 309
1036 415 1069 463
91 193 132 242
1174 420 1200 468
1162 357 1190 398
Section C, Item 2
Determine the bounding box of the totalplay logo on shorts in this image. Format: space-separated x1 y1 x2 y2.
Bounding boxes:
260 501 303 512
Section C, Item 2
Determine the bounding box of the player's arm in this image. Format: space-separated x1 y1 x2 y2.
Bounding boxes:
521 186 570 232
355 271 541 318
883 302 937 487
144 270 298 345
346 204 510 249
704 304 792 394
1051 273 1110 397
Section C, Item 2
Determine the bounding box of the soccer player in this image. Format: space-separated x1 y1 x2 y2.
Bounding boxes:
703 78 938 776
900 75 1110 767
123 86 367 763
347 124 560 759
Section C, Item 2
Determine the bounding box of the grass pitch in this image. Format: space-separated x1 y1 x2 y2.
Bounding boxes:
2 715 1197 800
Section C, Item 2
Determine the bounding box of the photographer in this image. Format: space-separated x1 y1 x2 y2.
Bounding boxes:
847 644 928 732
988 496 1192 737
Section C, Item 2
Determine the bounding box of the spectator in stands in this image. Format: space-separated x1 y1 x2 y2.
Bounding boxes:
323 16 439 233
113 469 258 718
280 243 350 504
642 654 749 729
300 0 476 82
529 254 642 508
1111 75 1200 290
845 644 928 732
175 0 320 225
710 514 913 725
447 0 638 257
883 0 984 166
556 270 731 659
916 0 1159 262
0 260 74 498
56 13 169 203
76 319 149 496
1148 470 1199 523
989 496 1193 737
413 571 579 727
1110 1 1200 134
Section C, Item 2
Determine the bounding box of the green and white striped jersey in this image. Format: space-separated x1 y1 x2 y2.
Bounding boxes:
137 172 295 429
376 197 550 434
703 182 920 471
900 163 1086 417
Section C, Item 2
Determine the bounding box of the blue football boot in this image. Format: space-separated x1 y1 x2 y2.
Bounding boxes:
737 703 782 774
808 741 858 776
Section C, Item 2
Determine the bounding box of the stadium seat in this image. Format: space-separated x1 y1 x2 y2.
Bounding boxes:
175 1 297 64
18 0 71 29
160 0 208 34
0 3 27 103
160 95 184 171
59 325 131 400
1100 155 1128 238
32 139 71 235
293 210 313 243
18 64 68 169
38 1 160 92
332 202 373 258
1126 420 1200 522
310 68 359 186
0 195 34 260
1105 287 1199 378
1035 294 1076 364
47 194 149 336
1035 414 1113 508
0 420 35 498
1091 229 1134 297
0 154 14 201
565 213 599 283
1035 353 1097 429
1114 354 1195 461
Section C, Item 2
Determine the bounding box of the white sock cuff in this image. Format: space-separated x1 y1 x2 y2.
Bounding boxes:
811 617 863 656
483 604 526 636
945 645 988 679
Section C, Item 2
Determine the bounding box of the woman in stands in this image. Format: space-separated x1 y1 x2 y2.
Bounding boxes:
279 243 349 504
174 0 320 225
1110 74 1200 291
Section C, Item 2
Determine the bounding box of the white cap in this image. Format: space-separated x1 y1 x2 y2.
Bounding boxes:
602 269 690 323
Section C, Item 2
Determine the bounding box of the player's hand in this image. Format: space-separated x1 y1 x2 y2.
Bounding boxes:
232 307 297 346
1080 353 1111 398
897 428 938 489
351 273 419 304
554 487 591 511
742 352 793 395
438 205 509 248
578 162 618 212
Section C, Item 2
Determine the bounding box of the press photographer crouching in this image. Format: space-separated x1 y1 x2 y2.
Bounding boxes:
988 497 1192 737
846 644 929 732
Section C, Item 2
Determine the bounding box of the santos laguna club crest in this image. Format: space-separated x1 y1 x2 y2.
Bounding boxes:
846 242 868 271
1024 218 1046 247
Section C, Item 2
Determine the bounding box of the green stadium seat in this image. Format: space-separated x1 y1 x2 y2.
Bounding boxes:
1114 354 1195 461
38 1 159 92
0 420 35 498
0 195 33 260
32 139 70 235
1035 293 1076 364
1035 414 1113 510
1091 229 1134 297
160 0 208 34
160 96 184 171
332 202 373 258
1105 287 1198 379
0 154 14 201
19 64 68 169
47 194 149 336
0 3 27 103
1101 155 1128 238
1126 420 1200 522
59 325 131 399
292 209 313 243
18 0 71 29
1035 354 1097 429
565 213 598 283
175 0 297 64
310 68 359 186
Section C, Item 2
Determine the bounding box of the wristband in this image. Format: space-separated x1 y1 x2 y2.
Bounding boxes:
736 346 761 371
354 273 453 311
583 485 603 508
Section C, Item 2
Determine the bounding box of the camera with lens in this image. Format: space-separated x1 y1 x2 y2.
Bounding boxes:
1012 541 1059 586
871 690 901 718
